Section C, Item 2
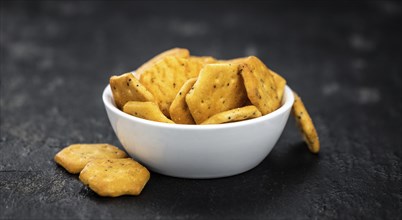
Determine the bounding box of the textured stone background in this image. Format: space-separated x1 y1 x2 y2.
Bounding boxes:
0 1 401 219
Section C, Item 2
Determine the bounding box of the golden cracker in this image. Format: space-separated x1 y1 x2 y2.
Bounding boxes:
270 70 286 103
292 92 320 154
239 56 281 115
54 144 127 174
188 56 217 65
201 105 262 125
123 101 174 124
110 73 154 110
169 78 197 124
134 48 190 79
218 57 247 64
79 158 150 197
219 56 285 102
139 56 203 117
185 63 248 124
226 57 286 103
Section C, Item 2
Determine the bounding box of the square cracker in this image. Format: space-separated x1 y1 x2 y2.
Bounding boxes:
79 158 150 197
185 63 248 124
134 48 190 79
123 101 174 124
54 144 127 174
169 78 197 124
238 56 281 115
201 105 262 125
110 73 155 109
222 56 287 104
139 56 204 117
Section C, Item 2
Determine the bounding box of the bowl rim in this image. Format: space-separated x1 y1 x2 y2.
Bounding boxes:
103 84 294 130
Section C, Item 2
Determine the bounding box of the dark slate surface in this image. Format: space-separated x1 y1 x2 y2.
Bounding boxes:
1 1 401 219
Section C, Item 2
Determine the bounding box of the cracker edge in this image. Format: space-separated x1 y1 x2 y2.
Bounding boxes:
109 73 155 109
79 158 151 197
292 91 320 154
123 101 175 124
200 105 262 125
169 77 197 124
53 143 127 174
134 48 190 79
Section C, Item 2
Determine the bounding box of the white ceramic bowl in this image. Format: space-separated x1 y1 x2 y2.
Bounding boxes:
102 85 294 178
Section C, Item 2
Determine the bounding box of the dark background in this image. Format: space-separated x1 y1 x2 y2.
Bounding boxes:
1 1 401 219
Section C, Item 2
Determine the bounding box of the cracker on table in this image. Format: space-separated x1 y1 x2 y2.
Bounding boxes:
79 158 150 197
54 144 127 174
123 101 174 124
169 78 197 124
110 73 154 109
292 91 320 153
185 63 248 124
201 105 262 125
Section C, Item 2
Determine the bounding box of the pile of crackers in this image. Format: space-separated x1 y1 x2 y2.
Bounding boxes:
54 144 150 197
110 48 319 153
110 48 285 125
53 48 320 198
